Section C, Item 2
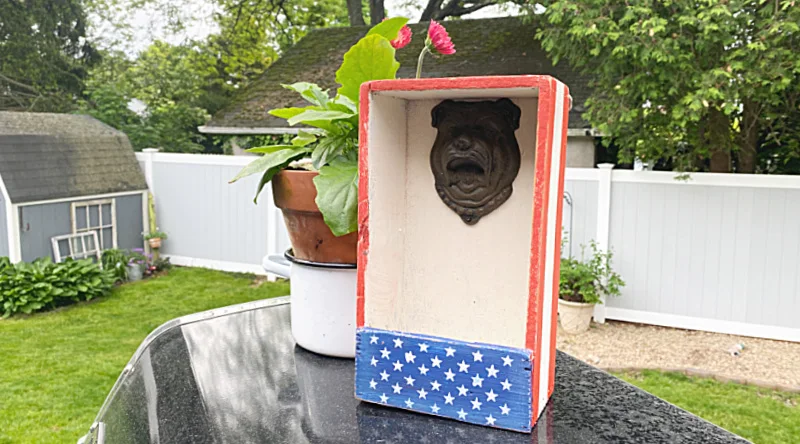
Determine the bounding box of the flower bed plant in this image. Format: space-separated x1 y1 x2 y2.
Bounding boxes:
559 241 625 304
0 257 114 317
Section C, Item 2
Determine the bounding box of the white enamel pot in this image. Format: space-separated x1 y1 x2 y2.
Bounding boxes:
263 250 357 358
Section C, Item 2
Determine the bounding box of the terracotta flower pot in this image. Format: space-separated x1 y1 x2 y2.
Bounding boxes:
148 238 162 249
558 299 595 334
271 170 357 264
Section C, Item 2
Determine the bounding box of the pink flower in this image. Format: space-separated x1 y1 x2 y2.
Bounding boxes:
391 24 412 50
427 20 455 55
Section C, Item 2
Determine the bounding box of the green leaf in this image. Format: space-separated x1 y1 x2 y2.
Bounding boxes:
331 95 357 113
335 34 400 103
282 82 330 106
311 136 346 170
230 147 310 183
366 17 409 41
269 107 312 120
253 151 310 203
286 109 355 126
245 144 296 154
292 131 317 146
313 159 359 236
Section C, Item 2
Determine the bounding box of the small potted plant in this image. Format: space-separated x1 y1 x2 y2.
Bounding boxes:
559 241 625 334
230 18 455 264
230 18 456 357
143 229 168 250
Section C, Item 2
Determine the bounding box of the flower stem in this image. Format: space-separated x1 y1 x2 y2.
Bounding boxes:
416 47 428 79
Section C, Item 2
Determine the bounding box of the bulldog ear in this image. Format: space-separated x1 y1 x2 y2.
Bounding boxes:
496 98 521 130
431 100 454 128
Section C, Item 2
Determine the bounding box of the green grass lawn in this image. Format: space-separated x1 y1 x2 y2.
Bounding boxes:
1 268 797 444
615 370 800 444
0 267 289 444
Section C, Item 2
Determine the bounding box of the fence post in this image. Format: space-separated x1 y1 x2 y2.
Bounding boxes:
142 148 159 190
593 163 615 323
141 149 159 255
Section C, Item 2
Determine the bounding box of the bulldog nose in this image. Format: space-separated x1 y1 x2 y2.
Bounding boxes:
453 136 470 151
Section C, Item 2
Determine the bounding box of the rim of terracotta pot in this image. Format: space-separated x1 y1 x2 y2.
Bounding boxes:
284 249 357 270
557 299 596 308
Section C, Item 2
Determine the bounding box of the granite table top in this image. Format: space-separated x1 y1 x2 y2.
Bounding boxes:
84 296 749 444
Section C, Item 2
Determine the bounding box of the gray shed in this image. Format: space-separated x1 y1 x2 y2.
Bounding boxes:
0 112 149 262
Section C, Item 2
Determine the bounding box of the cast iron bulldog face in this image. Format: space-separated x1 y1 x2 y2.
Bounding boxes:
429 98 522 225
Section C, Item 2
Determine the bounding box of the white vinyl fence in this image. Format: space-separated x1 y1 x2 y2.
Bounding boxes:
137 150 290 275
138 152 800 342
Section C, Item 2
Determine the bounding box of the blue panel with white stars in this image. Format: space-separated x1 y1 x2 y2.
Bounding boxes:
355 327 534 433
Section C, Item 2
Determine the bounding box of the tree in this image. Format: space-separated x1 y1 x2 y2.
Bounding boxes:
537 0 800 173
0 0 99 112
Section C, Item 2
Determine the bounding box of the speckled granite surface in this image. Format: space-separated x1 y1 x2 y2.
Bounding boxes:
88 297 749 443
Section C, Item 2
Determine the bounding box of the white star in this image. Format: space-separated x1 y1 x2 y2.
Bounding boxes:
380 370 390 381
404 375 415 386
444 347 456 357
405 351 416 363
444 369 456 381
418 364 429 375
485 389 498 402
471 350 483 362
457 409 468 420
369 379 378 389
431 403 440 413
393 360 404 371
471 397 482 410
380 348 391 359
471 374 484 387
457 360 470 373
418 343 429 352
502 355 513 367
443 392 455 405
404 398 414 408
370 356 378 367
457 385 469 396
393 338 404 348
392 383 402 394
379 393 389 404
500 378 512 391
485 414 496 426
486 364 499 378
417 388 428 399
430 380 442 391
370 335 379 344
499 404 511 415
430 356 442 368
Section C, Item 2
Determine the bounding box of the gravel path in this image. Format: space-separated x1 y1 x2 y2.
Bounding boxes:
557 321 800 391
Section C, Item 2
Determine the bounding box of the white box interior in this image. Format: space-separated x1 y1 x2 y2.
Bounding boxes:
365 89 539 349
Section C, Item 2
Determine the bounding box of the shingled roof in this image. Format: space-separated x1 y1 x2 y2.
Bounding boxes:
0 112 148 204
202 16 593 133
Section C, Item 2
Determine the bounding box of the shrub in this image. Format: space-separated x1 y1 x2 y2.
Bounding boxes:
0 257 115 317
559 241 625 304
101 249 131 282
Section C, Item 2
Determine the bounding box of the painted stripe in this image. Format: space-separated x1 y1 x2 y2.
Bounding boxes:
526 79 556 417
537 83 566 414
356 82 372 328
548 89 571 395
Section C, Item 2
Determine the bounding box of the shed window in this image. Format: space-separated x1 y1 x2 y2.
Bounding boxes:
71 199 117 250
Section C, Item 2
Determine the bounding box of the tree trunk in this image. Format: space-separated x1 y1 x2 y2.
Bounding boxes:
346 0 365 26
706 107 732 173
420 0 444 21
369 0 385 25
737 99 759 174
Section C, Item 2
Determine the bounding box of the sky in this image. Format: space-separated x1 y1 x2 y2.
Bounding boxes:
94 0 522 55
